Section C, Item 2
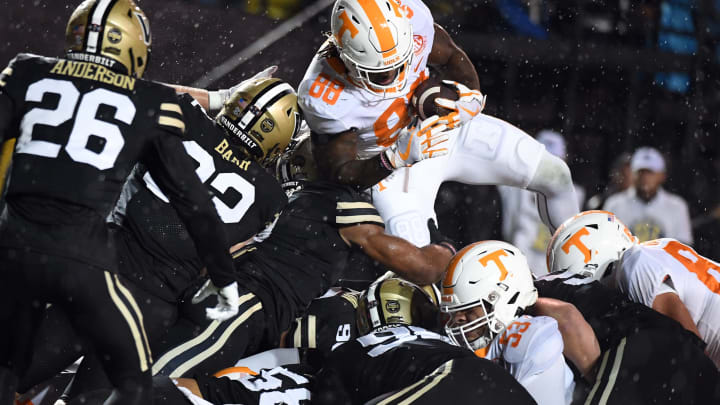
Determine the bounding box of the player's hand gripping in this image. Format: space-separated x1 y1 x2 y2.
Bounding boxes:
383 115 452 169
435 80 486 126
208 65 278 111
192 280 240 322
427 218 457 255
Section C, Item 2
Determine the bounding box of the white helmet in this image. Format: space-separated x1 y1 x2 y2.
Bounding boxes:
547 210 637 280
330 0 413 97
441 241 538 352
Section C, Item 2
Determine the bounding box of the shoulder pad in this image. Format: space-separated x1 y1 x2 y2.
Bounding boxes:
500 316 564 378
298 61 357 135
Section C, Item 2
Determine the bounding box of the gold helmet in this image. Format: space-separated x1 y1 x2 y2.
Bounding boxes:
275 134 317 195
217 77 302 167
65 0 152 78
356 276 441 336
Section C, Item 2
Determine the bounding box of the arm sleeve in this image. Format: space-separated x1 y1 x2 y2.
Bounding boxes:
144 133 235 287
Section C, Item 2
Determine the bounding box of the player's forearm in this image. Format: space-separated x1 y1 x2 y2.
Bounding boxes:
652 292 702 339
334 155 392 190
362 234 451 285
531 297 600 382
164 84 210 111
443 49 480 90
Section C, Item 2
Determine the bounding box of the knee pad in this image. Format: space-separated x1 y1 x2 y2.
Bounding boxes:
528 151 573 197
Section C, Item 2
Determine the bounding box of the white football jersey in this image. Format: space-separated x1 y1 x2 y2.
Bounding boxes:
298 0 435 159
479 315 575 405
603 187 693 244
615 239 720 367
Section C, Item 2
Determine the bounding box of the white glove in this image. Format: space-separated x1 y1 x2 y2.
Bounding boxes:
435 80 486 126
192 280 240 322
383 115 452 169
208 65 278 111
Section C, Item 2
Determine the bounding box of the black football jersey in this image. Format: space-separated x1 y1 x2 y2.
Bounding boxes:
535 272 692 350
115 93 286 302
0 54 233 285
283 288 360 359
233 181 384 345
316 325 474 404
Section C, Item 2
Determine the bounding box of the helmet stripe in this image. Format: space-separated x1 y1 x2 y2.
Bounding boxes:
86 0 116 54
239 82 293 129
357 0 397 56
244 88 294 133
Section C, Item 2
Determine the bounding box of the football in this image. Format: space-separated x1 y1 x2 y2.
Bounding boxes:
410 78 459 120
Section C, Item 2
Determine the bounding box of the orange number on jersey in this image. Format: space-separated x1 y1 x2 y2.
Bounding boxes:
498 321 531 348
371 71 427 146
656 240 720 293
373 97 411 146
309 73 345 106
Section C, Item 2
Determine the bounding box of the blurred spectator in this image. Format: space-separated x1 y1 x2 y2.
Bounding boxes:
585 152 632 210
604 146 693 244
245 0 302 19
498 130 585 276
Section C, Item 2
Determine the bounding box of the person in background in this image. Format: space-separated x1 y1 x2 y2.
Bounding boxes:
499 130 585 275
604 146 693 244
585 152 632 211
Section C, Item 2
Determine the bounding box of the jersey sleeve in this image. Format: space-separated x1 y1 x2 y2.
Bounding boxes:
616 245 671 307
334 195 384 228
500 316 565 381
176 92 212 132
143 122 235 288
298 57 356 136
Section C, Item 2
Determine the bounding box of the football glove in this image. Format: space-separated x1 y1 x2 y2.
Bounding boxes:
208 65 278 111
434 80 486 126
192 280 240 322
383 115 452 169
427 218 457 255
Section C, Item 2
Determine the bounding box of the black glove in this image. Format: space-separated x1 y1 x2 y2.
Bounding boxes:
427 219 457 255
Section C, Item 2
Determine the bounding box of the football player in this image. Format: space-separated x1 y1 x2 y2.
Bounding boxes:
440 240 576 405
0 0 237 403
314 276 536 404
535 253 720 403
151 135 456 378
19 78 299 400
294 0 579 247
547 210 720 368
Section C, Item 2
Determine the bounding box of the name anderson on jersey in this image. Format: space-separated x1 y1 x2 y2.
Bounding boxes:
49 59 135 91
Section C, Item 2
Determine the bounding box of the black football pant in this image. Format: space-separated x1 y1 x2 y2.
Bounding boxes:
365 357 536 404
151 284 267 378
581 328 720 404
19 276 177 394
0 247 152 405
